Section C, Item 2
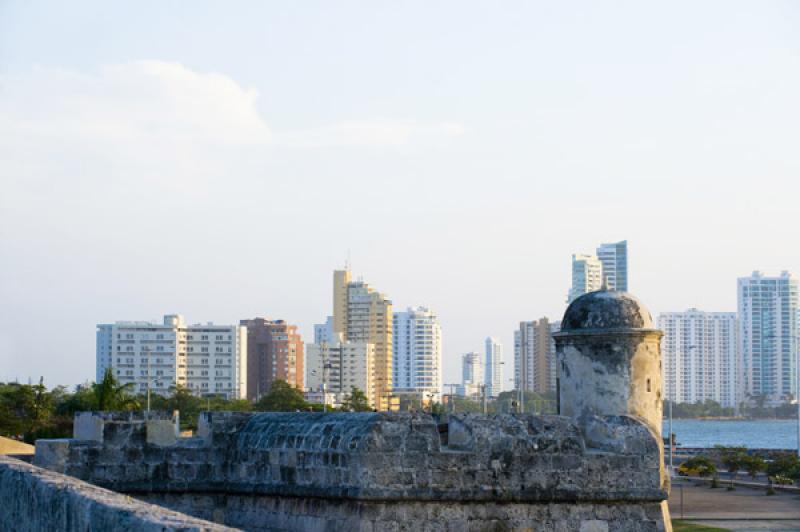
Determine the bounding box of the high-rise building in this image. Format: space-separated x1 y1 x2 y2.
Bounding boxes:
332 269 393 410
393 307 442 401
659 310 740 408
738 271 798 404
306 337 375 408
596 240 628 291
332 269 351 338
484 337 503 398
313 316 334 345
514 318 559 394
96 314 247 399
459 351 484 397
239 318 304 401
568 254 604 303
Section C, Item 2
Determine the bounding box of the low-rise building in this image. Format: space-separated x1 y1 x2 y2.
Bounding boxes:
240 318 304 401
306 336 376 408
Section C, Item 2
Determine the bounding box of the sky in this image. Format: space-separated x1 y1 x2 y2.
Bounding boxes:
1 1 799 389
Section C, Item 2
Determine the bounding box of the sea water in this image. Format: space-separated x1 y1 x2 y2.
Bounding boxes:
663 419 799 449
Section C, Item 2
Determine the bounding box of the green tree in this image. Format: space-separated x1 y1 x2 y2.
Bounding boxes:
55 384 97 416
0 379 55 438
741 455 766 480
766 454 800 481
222 399 253 412
93 369 138 411
0 379 73 442
254 380 308 412
430 402 446 415
446 395 482 413
715 446 747 480
161 385 203 430
682 456 717 477
664 399 735 419
494 390 557 414
341 387 372 412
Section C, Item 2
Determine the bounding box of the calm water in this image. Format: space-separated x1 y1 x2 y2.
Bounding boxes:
663 419 799 449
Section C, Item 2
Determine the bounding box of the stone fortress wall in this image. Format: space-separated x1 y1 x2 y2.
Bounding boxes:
31 410 669 531
0 453 234 532
0 289 672 531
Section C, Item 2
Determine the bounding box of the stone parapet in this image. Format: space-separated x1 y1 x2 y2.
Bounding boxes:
0 455 237 532
140 493 671 532
35 411 666 503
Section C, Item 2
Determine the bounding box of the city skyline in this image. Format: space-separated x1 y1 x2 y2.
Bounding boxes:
85 263 800 405
2 2 800 389
10 262 800 396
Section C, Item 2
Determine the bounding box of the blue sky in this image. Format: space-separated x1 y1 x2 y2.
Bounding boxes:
1 1 799 388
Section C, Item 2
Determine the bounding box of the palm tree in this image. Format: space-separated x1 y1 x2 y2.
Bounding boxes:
93 369 139 411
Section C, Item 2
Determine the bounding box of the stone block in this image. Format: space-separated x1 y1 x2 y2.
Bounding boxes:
32 439 71 473
147 419 178 446
73 412 104 442
580 520 609 532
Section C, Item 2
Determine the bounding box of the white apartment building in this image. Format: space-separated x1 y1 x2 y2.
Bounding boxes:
484 337 503 398
392 307 442 401
514 319 559 394
659 310 740 409
306 338 375 408
738 271 798 404
459 351 484 397
96 314 247 399
596 240 628 291
568 254 603 304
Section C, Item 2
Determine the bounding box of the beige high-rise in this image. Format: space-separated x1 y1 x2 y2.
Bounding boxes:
332 269 351 338
514 318 559 394
331 269 393 410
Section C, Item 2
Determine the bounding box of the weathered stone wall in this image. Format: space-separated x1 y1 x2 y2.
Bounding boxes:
555 291 664 439
138 492 671 532
30 410 671 531
36 411 666 503
556 333 664 439
0 455 237 532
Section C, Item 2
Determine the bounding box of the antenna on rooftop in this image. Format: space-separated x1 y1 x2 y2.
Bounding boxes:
345 249 351 271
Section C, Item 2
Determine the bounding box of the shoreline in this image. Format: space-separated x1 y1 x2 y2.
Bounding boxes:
663 417 797 421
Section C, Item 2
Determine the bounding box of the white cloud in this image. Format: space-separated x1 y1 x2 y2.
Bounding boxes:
0 60 272 147
0 60 466 208
277 120 466 149
0 61 465 162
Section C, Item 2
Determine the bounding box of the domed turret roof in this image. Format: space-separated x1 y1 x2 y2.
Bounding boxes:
561 290 654 332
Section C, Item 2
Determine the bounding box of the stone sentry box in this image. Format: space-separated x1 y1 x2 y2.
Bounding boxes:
554 289 669 496
28 289 672 532
554 290 664 436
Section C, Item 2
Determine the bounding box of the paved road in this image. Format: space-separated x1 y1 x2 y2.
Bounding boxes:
669 477 800 531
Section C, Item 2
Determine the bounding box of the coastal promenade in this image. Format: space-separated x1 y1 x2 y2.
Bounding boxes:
669 477 800 531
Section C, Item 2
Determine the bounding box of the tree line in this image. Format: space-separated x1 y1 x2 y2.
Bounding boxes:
0 370 373 442
1 370 561 444
680 445 800 487
664 398 799 419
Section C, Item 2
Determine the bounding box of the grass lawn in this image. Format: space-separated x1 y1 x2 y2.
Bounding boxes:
672 520 730 532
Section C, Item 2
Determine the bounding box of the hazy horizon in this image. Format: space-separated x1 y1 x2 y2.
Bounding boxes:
2 2 799 389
